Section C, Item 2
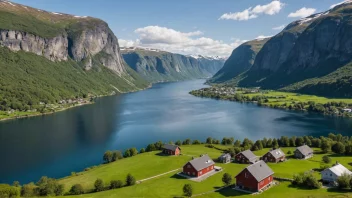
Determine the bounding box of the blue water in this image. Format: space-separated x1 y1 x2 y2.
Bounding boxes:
0 79 351 184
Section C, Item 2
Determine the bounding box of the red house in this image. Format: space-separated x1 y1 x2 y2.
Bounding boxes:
235 160 274 192
261 148 285 163
235 150 258 164
162 144 181 155
183 155 215 177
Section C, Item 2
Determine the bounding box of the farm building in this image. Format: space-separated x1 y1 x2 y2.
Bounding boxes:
261 148 285 163
235 150 258 164
235 160 274 192
162 144 181 155
321 163 352 183
294 145 313 159
183 155 215 177
218 153 231 163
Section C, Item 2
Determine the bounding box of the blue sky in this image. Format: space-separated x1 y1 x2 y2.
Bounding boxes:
11 0 347 57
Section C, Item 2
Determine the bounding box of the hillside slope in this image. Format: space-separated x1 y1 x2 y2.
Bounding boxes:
122 48 225 83
211 2 352 97
0 1 148 111
208 38 269 84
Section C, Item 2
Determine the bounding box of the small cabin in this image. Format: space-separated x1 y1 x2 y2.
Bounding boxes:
235 160 274 192
218 153 231 164
294 145 313 159
235 150 258 164
261 148 285 163
162 144 181 156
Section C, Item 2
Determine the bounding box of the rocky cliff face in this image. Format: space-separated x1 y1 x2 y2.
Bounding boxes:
121 48 225 83
0 0 125 74
209 38 269 84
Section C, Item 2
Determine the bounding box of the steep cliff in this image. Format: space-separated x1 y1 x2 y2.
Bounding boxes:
121 48 225 83
0 1 148 111
209 38 269 84
214 2 352 97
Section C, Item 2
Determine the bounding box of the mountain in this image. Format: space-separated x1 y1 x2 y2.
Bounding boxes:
0 1 149 111
210 2 352 97
121 47 225 83
208 38 269 84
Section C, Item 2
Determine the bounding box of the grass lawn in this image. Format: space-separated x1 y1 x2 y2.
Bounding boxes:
59 145 352 197
243 90 352 105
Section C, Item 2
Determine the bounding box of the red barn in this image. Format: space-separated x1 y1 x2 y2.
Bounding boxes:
162 144 181 155
261 148 285 163
235 150 258 164
183 155 215 177
235 160 274 192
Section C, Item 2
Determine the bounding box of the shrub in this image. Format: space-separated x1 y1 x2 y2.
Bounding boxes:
287 150 292 155
337 173 352 189
139 148 146 153
94 179 105 192
183 184 193 197
146 144 156 152
222 173 233 186
192 140 201 145
112 150 123 161
110 180 123 189
0 184 20 198
35 176 63 196
12 181 20 187
103 151 113 163
292 172 321 189
126 174 136 186
69 184 84 195
332 142 345 154
129 148 138 156
322 155 331 164
124 149 131 158
20 183 37 197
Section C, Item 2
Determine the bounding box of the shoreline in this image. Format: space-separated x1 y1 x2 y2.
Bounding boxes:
0 85 152 122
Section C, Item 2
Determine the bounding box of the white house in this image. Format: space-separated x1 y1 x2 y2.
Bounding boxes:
321 163 352 183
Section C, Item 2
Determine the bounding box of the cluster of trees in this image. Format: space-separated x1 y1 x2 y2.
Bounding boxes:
336 173 352 190
190 89 352 117
292 172 322 189
0 184 20 198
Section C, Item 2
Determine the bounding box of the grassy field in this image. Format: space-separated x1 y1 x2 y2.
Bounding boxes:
242 91 352 105
57 145 352 198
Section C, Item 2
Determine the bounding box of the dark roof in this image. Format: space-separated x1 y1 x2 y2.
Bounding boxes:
268 148 285 159
162 144 180 151
236 160 274 182
296 145 313 156
239 150 257 163
187 155 215 171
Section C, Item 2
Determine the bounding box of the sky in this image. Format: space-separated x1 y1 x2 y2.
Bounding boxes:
11 0 349 57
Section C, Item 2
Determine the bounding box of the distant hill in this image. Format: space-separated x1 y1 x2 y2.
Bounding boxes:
121 47 225 83
209 2 352 97
0 1 149 111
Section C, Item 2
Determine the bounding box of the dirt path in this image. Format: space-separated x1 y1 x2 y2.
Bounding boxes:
137 168 181 184
192 186 229 197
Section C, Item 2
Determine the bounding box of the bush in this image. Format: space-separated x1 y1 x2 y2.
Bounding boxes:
20 183 37 197
103 151 113 163
139 148 146 153
112 150 123 161
129 148 138 156
94 179 105 192
12 181 20 187
35 176 64 196
0 184 20 198
126 174 136 186
287 150 292 155
322 155 331 164
337 173 352 189
292 172 321 189
110 180 123 189
69 184 84 195
183 184 193 197
222 173 233 186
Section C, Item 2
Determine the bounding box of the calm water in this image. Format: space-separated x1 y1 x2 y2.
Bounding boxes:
1 79 352 184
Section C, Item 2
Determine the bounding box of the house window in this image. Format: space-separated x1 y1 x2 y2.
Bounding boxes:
330 174 332 177
192 172 195 176
187 165 191 168
245 173 248 178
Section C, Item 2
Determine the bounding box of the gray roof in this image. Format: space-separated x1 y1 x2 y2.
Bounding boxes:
268 148 285 159
219 153 231 159
162 144 180 151
325 163 352 177
237 160 274 182
296 145 313 156
240 150 257 162
187 155 215 171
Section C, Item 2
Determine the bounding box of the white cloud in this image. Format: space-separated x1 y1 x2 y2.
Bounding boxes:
330 0 352 9
219 1 284 21
272 25 285 30
119 26 247 57
288 7 316 18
